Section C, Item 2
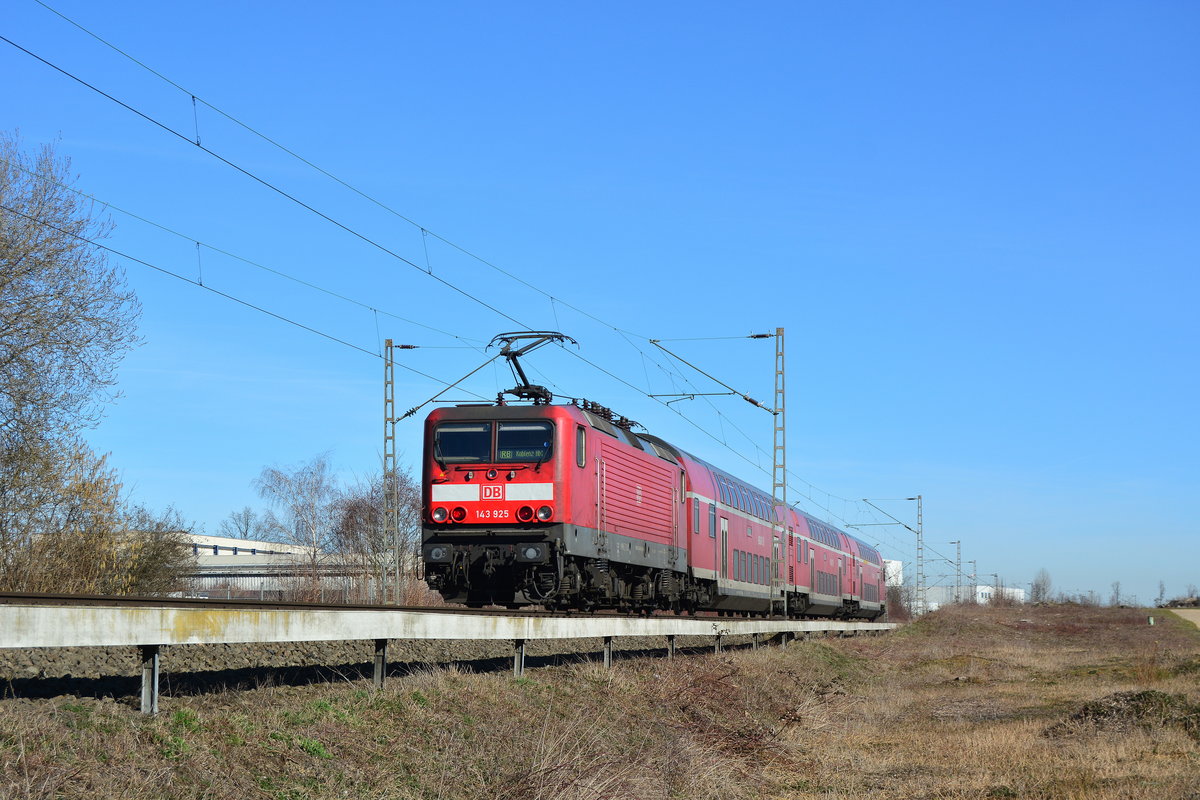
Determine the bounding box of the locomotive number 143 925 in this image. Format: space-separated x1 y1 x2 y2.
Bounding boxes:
475 508 510 520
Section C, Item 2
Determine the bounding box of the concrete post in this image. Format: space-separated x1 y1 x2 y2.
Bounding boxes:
373 639 388 689
139 644 160 716
513 639 526 677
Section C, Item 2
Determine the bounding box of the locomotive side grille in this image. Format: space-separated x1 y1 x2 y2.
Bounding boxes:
863 583 880 603
597 439 674 539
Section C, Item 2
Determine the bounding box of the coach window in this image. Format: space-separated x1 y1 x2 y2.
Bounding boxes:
709 503 717 538
693 498 701 535
576 426 586 468
434 422 491 463
747 524 752 539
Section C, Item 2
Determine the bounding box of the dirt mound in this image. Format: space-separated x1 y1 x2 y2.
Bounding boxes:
1043 690 1200 741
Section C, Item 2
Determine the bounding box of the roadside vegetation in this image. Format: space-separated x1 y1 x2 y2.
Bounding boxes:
2 602 1197 799
0 132 194 595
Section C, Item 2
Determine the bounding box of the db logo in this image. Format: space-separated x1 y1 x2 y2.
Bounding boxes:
482 485 504 500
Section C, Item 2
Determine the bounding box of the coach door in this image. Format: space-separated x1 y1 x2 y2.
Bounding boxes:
809 543 816 592
720 517 729 579
670 470 684 567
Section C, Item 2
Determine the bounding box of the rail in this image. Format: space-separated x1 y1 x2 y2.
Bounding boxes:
0 593 895 714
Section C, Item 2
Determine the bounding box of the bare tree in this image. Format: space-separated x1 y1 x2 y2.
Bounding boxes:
254 454 341 596
219 506 266 540
0 133 146 593
1156 581 1166 607
1030 568 1053 604
885 583 912 622
0 133 140 442
1110 581 1122 607
336 467 422 603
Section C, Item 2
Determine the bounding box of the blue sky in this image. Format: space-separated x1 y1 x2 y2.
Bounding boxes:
4 1 1197 605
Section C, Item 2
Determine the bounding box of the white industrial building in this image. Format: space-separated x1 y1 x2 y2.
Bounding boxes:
184 533 349 601
923 583 1026 611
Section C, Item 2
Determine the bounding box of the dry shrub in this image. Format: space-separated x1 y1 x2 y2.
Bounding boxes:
1044 690 1200 741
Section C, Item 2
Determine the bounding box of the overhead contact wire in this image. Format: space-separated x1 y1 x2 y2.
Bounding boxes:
0 34 530 332
0 202 490 398
0 155 484 348
29 1 646 340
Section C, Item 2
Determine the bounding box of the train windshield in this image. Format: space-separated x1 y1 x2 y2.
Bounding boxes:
496 421 553 463
434 422 492 463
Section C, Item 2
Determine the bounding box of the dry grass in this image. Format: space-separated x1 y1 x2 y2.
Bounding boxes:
1 604 1198 799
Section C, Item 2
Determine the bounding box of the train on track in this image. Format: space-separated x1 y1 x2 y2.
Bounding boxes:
421 333 886 620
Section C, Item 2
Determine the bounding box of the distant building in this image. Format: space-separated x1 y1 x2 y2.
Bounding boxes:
183 533 333 600
924 583 1026 611
188 533 315 561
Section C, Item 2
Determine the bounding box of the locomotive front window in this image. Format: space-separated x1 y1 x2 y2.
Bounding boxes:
497 421 554 463
434 422 492 463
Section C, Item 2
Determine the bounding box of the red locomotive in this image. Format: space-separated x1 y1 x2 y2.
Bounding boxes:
421 333 885 619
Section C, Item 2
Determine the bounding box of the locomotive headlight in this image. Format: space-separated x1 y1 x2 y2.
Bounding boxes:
486 469 498 480
536 505 554 521
432 507 448 523
451 506 467 522
516 506 534 522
